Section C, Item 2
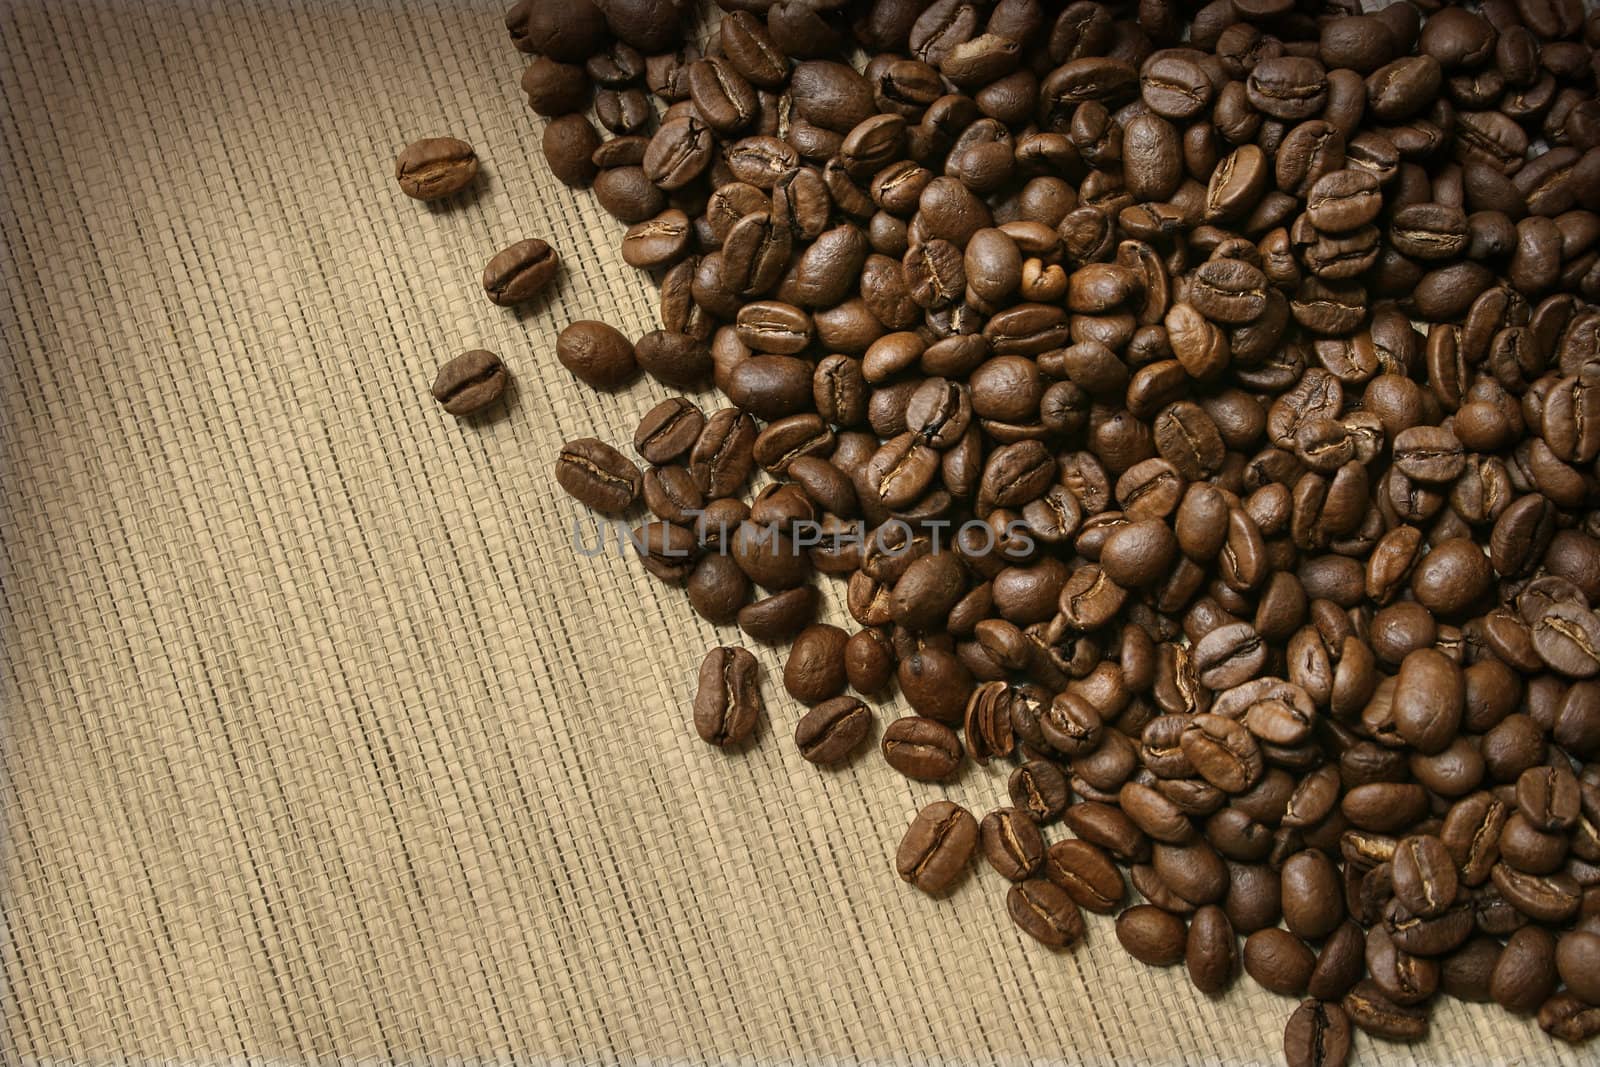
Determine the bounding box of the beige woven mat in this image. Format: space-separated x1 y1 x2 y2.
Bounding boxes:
0 1 1586 1063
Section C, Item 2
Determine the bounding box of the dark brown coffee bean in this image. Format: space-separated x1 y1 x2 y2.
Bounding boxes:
896 800 977 895
1044 838 1124 913
1181 712 1265 795
556 438 641 514
1282 849 1343 941
1116 904 1187 966
1556 930 1600 1007
690 409 757 498
1540 993 1600 1043
738 586 817 645
1009 878 1087 950
981 807 1045 882
694 646 762 748
430 350 506 417
1343 979 1428 1041
395 137 478 200
881 716 962 781
1246 928 1317 996
1185 905 1236 995
1283 1000 1352 1067
482 238 558 306
794 696 872 766
1532 602 1600 678
557 321 637 391
1392 835 1458 919
1192 624 1269 693
1492 926 1559 1014
634 398 704 465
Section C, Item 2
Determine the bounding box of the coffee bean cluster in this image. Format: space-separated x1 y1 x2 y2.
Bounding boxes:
504 1 1600 1063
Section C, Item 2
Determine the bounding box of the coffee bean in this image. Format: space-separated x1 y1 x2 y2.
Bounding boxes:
1284 1000 1352 1067
897 800 978 895
1540 993 1600 1043
557 321 637 391
693 646 763 748
881 716 962 781
1246 927 1317 996
1008 878 1086 950
482 238 559 305
1343 979 1429 1041
1008 760 1070 824
980 806 1045 882
395 137 478 200
556 438 641 514
794 696 872 766
1115 904 1187 966
430 350 506 416
634 397 704 465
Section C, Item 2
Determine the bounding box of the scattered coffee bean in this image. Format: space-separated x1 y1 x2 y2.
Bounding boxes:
693 646 762 748
395 137 478 200
430 350 506 417
483 238 558 306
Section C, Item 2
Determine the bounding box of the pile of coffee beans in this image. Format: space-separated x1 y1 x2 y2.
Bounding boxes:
499 0 1600 1062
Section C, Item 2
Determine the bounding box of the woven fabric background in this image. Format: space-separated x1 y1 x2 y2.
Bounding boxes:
0 1 1587 1063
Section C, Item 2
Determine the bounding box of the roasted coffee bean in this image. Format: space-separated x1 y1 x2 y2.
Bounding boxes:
981 807 1045 882
1343 979 1429 1041
431 350 506 416
794 696 872 766
483 238 558 305
897 800 978 894
881 716 962 781
557 321 637 391
395 137 478 200
634 398 704 465
1284 1000 1352 1067
1009 878 1087 950
1246 928 1317 996
694 646 762 748
1116 904 1188 967
556 438 641 514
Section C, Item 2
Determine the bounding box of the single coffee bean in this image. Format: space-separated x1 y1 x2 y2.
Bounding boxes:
1492 926 1558 1014
1008 878 1087 949
794 696 873 766
1540 992 1600 1043
1186 905 1236 995
542 114 602 187
1555 930 1600 1006
1245 928 1317 996
557 320 637 390
395 137 478 200
981 806 1045 882
634 398 704 465
1115 904 1188 966
693 646 763 748
1284 1000 1352 1067
555 438 641 515
1342 979 1429 1041
1009 760 1070 824
896 800 978 895
881 716 963 781
430 350 506 416
482 238 558 306
1045 838 1124 913
783 623 849 705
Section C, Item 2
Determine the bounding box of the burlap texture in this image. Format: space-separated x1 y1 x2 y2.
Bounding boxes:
0 2 1586 1063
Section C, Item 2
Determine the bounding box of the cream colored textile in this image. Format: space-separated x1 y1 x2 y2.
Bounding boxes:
0 2 1584 1064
